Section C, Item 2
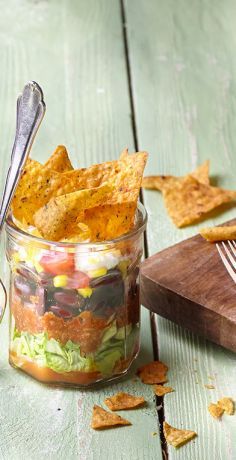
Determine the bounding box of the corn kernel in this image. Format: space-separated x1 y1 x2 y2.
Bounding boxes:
78 287 93 298
12 252 21 264
34 261 44 273
88 267 107 278
118 259 130 278
53 275 68 287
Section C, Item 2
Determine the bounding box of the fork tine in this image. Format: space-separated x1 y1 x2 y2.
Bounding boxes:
222 242 236 269
216 243 236 283
228 240 236 258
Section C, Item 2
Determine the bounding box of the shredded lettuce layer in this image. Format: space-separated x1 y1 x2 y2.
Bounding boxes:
11 322 138 376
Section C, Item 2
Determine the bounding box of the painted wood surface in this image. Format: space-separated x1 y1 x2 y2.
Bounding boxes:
0 1 162 459
125 0 236 458
0 0 235 459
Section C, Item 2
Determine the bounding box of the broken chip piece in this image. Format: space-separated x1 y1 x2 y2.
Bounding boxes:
208 403 224 419
163 421 197 448
90 405 131 429
153 385 174 396
218 397 235 415
200 225 236 242
137 360 168 384
204 384 215 390
104 392 146 411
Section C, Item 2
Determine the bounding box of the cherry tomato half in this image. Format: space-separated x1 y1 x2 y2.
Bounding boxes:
40 252 75 275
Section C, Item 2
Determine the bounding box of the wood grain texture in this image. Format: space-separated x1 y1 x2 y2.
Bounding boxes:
125 0 236 458
0 1 162 459
141 219 236 352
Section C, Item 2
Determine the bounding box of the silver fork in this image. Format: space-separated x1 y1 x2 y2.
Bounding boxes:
216 240 236 283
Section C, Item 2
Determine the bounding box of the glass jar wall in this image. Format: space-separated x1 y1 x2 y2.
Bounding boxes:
6 204 146 387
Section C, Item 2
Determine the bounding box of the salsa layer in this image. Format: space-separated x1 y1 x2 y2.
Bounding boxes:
12 296 109 353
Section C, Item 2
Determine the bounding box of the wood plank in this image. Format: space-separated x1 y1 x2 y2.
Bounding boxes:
125 0 236 458
0 1 162 459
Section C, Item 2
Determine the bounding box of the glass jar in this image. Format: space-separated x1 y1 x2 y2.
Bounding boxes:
5 203 147 387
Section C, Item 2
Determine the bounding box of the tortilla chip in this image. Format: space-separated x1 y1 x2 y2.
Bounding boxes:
208 403 224 419
113 151 148 203
163 421 197 448
163 176 236 228
60 223 92 243
12 148 147 242
25 158 42 169
34 183 113 241
11 160 60 224
81 202 136 241
44 145 73 172
12 150 147 230
12 159 116 225
142 175 176 191
11 155 111 224
62 151 146 240
104 392 146 411
91 405 131 430
200 225 236 242
57 161 119 194
142 160 210 191
55 151 147 204
218 397 235 415
119 147 129 160
153 385 174 396
137 361 168 384
191 160 210 185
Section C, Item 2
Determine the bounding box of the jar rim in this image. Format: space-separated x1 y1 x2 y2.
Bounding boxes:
5 202 147 249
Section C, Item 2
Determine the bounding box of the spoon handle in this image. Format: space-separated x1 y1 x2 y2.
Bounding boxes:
0 81 46 229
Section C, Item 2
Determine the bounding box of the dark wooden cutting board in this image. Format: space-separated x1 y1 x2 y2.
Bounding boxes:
140 219 236 352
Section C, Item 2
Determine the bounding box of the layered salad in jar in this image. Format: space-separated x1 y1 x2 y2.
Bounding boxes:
7 146 147 386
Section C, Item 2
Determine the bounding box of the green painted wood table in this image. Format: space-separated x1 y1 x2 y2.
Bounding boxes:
0 1 235 459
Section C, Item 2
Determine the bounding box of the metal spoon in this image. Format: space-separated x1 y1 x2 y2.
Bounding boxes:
0 81 46 322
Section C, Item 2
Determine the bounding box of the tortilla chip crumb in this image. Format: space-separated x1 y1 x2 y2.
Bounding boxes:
153 385 174 396
208 403 224 419
137 361 168 384
91 405 131 430
218 398 235 415
152 432 157 436
163 421 197 448
204 384 215 390
104 392 146 411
